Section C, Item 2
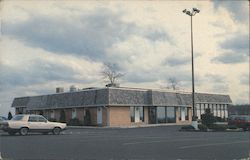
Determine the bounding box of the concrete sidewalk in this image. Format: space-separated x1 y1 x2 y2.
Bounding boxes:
67 123 190 129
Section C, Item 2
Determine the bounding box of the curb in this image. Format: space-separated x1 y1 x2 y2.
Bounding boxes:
67 123 190 129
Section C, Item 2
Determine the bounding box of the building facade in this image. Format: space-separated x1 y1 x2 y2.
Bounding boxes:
11 87 232 127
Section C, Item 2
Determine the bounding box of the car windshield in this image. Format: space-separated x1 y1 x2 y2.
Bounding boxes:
11 115 24 121
0 117 7 121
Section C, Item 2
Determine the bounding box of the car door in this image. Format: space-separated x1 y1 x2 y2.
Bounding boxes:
37 115 51 131
28 115 40 131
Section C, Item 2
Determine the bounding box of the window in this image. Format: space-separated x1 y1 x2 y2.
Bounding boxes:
217 104 221 117
214 104 217 117
166 107 176 123
185 107 189 120
50 110 55 119
72 109 77 119
200 104 205 115
130 107 135 122
196 104 201 119
139 107 144 122
157 107 166 123
38 116 47 122
12 115 24 121
130 106 144 122
28 116 38 122
180 107 185 121
221 105 225 118
224 105 228 118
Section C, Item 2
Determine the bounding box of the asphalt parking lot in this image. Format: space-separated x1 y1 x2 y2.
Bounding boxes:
0 126 249 160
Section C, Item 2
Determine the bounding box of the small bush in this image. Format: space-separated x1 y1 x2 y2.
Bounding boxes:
201 108 216 127
68 118 81 126
198 124 208 131
209 124 227 131
180 125 195 131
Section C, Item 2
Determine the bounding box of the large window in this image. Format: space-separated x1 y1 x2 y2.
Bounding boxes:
157 107 166 123
185 107 189 120
12 115 24 121
166 107 176 123
72 108 77 119
200 104 205 115
50 110 55 119
130 106 144 122
139 107 144 122
130 107 135 122
197 104 201 119
221 105 225 118
214 104 218 117
225 105 228 118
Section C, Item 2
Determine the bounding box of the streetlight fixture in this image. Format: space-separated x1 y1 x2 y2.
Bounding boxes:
183 8 200 129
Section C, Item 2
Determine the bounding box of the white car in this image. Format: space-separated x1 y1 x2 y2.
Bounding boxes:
1 114 67 136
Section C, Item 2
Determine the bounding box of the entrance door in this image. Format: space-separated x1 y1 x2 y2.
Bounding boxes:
181 107 185 121
97 107 102 126
149 107 157 124
134 107 140 122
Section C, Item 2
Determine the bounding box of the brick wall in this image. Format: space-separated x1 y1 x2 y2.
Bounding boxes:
76 108 84 124
65 109 72 123
88 108 97 126
109 106 131 126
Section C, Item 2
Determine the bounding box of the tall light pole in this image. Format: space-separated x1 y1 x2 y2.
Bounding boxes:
183 8 200 129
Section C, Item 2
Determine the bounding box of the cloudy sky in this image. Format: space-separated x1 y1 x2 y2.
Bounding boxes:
0 0 249 115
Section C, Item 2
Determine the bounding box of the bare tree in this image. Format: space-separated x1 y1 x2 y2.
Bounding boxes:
167 77 179 90
101 63 124 86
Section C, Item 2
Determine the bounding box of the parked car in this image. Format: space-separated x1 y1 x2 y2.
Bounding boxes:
228 115 250 131
1 114 67 135
0 116 8 129
0 116 7 122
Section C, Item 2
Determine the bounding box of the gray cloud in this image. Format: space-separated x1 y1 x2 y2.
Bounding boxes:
212 33 249 64
0 59 89 90
212 83 229 93
205 74 226 83
164 56 190 67
220 34 249 52
240 74 249 85
3 9 134 60
3 8 173 62
213 0 249 23
145 28 171 42
212 52 248 64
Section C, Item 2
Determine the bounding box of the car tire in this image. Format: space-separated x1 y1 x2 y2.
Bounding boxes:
8 131 16 136
19 127 28 136
52 127 61 135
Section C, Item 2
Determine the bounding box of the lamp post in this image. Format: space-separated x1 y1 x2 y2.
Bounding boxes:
183 8 200 129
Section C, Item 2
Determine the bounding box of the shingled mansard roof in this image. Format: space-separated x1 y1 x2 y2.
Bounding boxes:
11 87 232 110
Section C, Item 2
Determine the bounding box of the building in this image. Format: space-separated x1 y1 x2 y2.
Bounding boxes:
11 87 232 127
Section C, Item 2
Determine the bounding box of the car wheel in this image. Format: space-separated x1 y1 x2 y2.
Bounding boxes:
8 131 16 136
52 127 61 135
19 127 28 136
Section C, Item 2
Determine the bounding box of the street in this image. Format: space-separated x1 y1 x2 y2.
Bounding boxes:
1 126 249 160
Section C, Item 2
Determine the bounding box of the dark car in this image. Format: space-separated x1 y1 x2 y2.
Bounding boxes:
228 115 250 131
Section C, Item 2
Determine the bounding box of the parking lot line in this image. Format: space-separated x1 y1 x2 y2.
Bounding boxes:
179 140 250 149
122 138 202 145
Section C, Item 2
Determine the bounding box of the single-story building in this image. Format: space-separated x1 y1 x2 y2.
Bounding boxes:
11 87 232 126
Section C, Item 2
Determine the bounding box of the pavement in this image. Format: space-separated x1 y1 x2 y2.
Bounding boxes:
0 125 249 160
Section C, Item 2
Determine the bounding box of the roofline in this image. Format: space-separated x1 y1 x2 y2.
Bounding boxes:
12 86 232 100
